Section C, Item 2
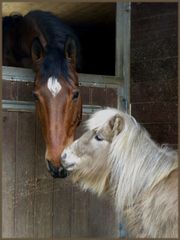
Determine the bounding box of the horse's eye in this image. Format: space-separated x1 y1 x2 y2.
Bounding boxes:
32 91 39 101
72 90 79 101
95 134 104 141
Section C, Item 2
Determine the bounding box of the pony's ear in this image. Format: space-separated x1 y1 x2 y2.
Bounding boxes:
109 114 124 137
31 37 44 64
64 37 77 65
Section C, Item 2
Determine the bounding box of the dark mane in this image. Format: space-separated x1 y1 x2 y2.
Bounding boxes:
3 10 80 81
25 10 80 81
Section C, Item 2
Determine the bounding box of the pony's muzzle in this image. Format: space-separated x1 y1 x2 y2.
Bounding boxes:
46 160 68 178
61 152 67 161
61 152 76 171
61 152 69 168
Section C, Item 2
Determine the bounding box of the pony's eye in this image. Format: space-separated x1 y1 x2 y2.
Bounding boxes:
95 134 104 141
72 90 79 101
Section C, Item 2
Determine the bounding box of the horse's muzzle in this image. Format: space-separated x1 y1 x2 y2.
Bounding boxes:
46 160 68 178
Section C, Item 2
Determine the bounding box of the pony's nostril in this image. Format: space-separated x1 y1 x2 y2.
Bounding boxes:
62 153 67 161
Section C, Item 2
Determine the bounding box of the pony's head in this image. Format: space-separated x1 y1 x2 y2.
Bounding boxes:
61 108 126 194
62 108 177 210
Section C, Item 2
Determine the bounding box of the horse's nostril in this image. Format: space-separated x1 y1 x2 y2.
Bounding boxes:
62 153 67 161
47 160 58 173
46 160 68 178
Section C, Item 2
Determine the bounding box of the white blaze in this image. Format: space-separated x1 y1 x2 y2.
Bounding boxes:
47 77 61 97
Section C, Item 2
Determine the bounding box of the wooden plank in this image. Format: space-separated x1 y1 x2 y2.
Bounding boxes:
34 117 53 238
131 102 178 124
88 195 119 237
71 186 89 237
106 88 118 107
52 179 72 238
2 112 17 237
14 112 36 238
91 87 118 107
2 80 17 100
3 66 122 88
91 87 107 106
130 79 178 103
17 81 35 101
80 86 91 105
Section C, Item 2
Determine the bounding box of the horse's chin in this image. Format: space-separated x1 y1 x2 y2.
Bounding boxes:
58 166 69 178
47 161 69 178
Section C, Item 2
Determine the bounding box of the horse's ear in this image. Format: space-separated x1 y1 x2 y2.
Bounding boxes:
109 114 124 137
31 37 44 64
64 37 77 65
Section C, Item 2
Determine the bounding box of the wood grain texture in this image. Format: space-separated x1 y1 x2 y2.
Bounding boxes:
14 112 36 237
2 112 17 237
2 81 18 100
52 179 72 238
71 185 89 237
34 117 53 238
88 194 119 237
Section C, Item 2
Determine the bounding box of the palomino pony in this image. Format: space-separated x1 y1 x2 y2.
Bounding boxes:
3 10 82 178
61 108 178 238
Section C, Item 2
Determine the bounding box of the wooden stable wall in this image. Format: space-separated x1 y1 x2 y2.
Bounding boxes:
131 3 178 149
2 71 119 238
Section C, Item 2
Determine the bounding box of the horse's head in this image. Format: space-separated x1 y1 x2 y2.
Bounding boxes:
3 10 82 178
32 36 82 178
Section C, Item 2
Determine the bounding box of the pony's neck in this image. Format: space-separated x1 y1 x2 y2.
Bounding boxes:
109 125 177 212
72 163 110 197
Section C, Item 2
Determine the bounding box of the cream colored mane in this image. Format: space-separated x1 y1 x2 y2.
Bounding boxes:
62 108 178 237
85 108 177 211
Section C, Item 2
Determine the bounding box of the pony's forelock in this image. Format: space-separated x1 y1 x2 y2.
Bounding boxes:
85 108 121 131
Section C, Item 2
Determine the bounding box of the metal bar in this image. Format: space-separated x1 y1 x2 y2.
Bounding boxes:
2 100 104 114
2 66 122 89
116 2 131 112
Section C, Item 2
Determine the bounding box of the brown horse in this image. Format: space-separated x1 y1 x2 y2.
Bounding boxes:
3 10 82 178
